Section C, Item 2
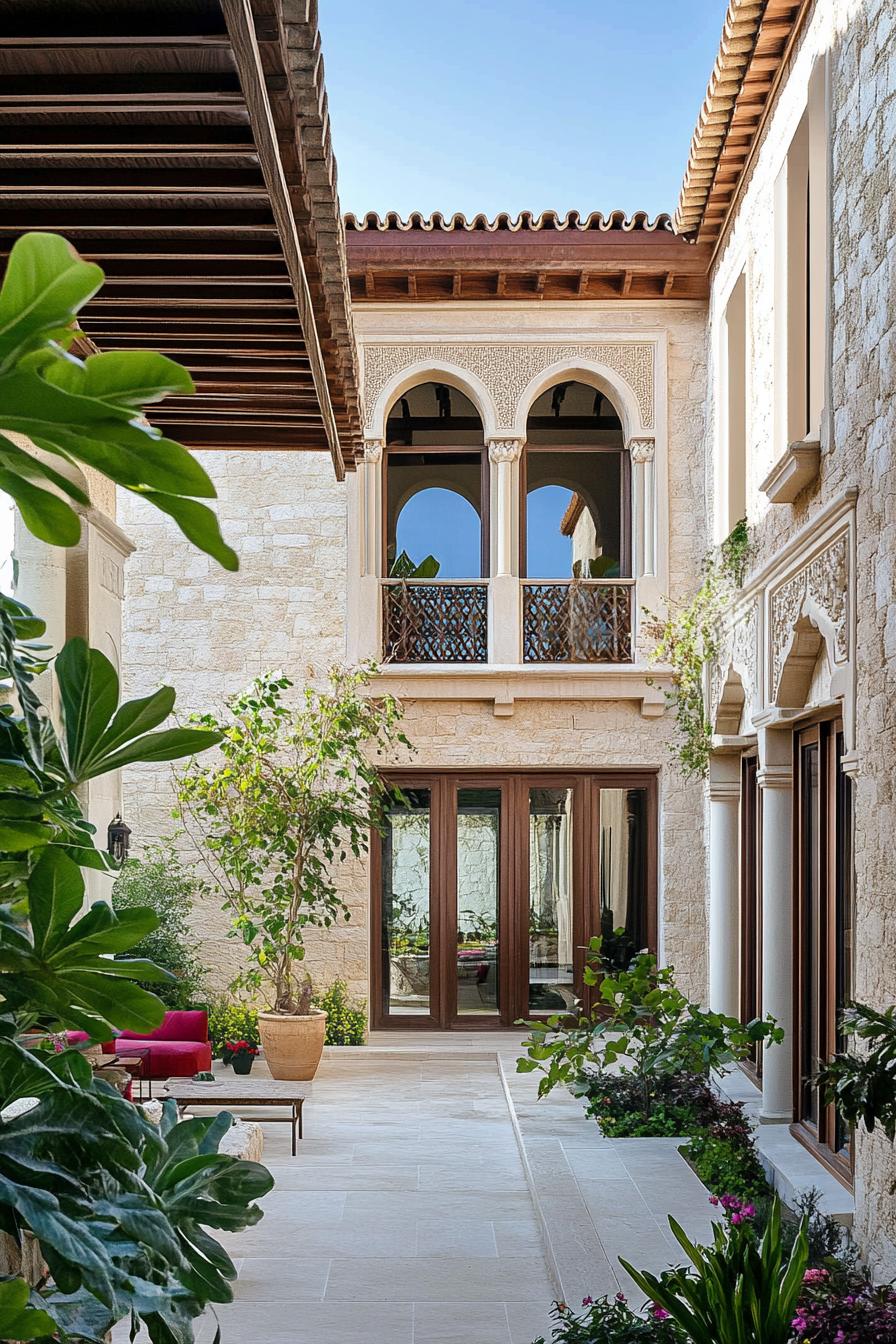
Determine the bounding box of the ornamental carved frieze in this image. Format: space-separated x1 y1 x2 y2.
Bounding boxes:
363 438 384 464
709 599 757 730
362 341 655 434
628 437 655 463
770 532 849 698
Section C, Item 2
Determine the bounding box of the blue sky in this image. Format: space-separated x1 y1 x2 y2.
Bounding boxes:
319 1 728 220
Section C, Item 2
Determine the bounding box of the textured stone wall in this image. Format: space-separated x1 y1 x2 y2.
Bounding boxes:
707 0 896 1277
828 0 896 1280
118 302 709 1010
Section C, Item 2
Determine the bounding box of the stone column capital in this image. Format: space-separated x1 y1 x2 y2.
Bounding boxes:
488 437 524 465
627 436 655 464
757 763 793 791
708 780 741 802
363 437 385 464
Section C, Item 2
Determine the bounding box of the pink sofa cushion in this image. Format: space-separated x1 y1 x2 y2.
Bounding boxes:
104 1038 213 1079
117 1010 209 1044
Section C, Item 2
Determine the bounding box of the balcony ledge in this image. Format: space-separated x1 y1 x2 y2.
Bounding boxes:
760 437 821 504
368 662 672 718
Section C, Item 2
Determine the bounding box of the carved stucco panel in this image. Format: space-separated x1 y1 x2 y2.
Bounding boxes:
770 532 849 698
709 599 757 728
362 342 655 433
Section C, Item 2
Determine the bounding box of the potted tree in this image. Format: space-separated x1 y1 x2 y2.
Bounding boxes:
177 665 408 1080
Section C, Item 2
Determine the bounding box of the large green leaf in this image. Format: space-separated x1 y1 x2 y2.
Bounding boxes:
0 233 102 369
0 1277 57 1341
53 638 222 786
43 347 194 408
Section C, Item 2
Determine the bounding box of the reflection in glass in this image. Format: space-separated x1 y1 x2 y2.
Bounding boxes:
525 451 624 580
598 788 649 970
528 788 575 1012
456 789 500 1015
386 453 483 579
382 789 431 1015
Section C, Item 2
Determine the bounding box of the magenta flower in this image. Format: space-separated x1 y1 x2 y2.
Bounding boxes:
650 1305 671 1321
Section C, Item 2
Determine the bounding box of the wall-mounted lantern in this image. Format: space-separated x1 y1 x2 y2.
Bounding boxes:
107 814 132 863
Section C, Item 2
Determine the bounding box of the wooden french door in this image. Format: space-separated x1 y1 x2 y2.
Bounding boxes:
371 770 657 1030
793 719 855 1183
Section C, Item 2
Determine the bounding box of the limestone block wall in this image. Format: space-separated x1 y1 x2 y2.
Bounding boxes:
828 0 896 1280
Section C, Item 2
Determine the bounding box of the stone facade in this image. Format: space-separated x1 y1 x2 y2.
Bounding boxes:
703 0 896 1278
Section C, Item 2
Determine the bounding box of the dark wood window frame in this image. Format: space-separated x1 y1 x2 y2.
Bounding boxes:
791 715 855 1187
370 768 658 1031
519 442 632 580
384 442 490 580
739 752 763 1080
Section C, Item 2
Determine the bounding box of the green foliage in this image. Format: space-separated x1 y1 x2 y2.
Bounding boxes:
686 1134 768 1203
533 1293 681 1342
316 979 367 1046
578 1069 755 1144
0 232 272 1342
643 518 751 779
176 665 410 1014
111 844 207 1009
621 1197 809 1344
816 1001 896 1141
389 549 440 579
0 232 236 569
207 997 260 1053
517 935 781 1110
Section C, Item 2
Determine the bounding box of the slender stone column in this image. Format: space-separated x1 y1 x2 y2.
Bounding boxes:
487 438 523 664
757 729 795 1122
627 437 656 578
357 438 384 661
708 753 742 1019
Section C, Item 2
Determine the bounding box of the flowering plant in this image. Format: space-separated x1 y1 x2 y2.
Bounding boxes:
224 1039 259 1057
532 1292 682 1342
792 1273 896 1342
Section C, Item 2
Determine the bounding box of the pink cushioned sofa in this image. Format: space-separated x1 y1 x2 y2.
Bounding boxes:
70 1009 212 1080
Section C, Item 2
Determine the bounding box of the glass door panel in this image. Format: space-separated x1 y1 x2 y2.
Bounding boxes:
598 787 649 969
455 788 501 1015
800 741 821 1127
381 788 432 1016
528 787 576 1013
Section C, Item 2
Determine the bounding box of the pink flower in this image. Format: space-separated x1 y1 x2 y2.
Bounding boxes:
731 1212 743 1224
615 1292 627 1303
581 1297 593 1306
708 1194 719 1206
651 1305 671 1321
803 1268 830 1284
742 1204 756 1218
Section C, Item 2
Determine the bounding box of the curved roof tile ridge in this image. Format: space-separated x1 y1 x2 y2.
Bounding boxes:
344 209 674 233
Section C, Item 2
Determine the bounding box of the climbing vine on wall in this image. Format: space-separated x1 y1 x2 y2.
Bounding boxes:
644 519 751 780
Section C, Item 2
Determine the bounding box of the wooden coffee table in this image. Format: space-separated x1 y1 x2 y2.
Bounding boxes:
162 1078 306 1155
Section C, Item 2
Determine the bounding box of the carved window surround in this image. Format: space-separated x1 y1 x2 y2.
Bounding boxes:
760 437 821 504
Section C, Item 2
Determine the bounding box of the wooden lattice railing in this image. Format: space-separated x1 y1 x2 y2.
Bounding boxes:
522 580 633 663
382 580 488 663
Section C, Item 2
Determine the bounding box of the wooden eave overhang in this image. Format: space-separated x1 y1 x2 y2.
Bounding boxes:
674 0 812 250
0 0 363 475
345 211 712 304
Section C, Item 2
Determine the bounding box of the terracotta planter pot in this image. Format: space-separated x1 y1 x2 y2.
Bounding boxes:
258 1009 327 1080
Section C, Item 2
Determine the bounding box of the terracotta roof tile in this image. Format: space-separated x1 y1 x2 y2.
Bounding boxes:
345 210 673 234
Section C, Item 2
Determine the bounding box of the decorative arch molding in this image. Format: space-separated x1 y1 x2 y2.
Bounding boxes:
710 598 758 731
769 530 849 703
366 357 496 440
362 341 656 439
511 355 647 442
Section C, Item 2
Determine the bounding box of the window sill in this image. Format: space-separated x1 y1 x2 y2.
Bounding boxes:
368 662 672 718
760 437 821 504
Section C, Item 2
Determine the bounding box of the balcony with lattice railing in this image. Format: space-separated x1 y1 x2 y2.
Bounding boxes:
522 580 633 663
382 580 489 663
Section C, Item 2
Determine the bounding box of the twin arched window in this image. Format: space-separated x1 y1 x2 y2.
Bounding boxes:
383 379 630 581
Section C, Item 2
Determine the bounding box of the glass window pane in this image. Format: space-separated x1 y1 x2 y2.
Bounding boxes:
382 789 431 1016
528 788 575 1013
599 787 649 969
526 450 624 579
387 452 483 579
801 744 820 1124
456 789 500 1015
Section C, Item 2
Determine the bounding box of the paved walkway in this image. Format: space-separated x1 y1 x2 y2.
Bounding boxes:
181 1035 719 1344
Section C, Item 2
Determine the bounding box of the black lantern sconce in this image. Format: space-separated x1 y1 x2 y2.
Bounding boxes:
107 814 132 863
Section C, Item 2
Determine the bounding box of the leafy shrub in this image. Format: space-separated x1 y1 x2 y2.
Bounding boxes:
816 1002 896 1140
111 843 206 1009
574 1060 758 1143
518 935 781 1114
207 997 260 1053
533 1293 681 1342
622 1196 809 1344
316 979 367 1046
793 1275 896 1342
686 1134 767 1203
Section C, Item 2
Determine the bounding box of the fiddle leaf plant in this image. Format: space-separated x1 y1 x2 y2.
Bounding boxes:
177 665 410 1015
0 231 273 1344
